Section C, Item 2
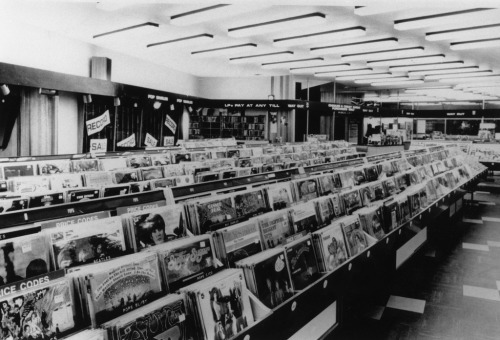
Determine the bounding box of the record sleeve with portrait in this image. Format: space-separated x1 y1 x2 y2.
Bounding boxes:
266 182 294 211
196 197 238 234
358 206 385 240
340 216 368 257
0 277 75 340
313 222 348 273
363 165 379 182
257 211 293 250
233 189 269 219
157 235 215 292
284 236 320 291
0 233 50 285
125 205 183 251
289 201 320 234
48 216 127 270
314 196 336 226
126 156 152 168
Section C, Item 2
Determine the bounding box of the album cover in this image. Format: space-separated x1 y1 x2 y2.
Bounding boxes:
284 236 320 290
2 163 36 179
102 184 130 197
217 220 262 268
289 202 320 233
67 189 100 202
126 156 152 168
125 205 183 251
377 161 395 178
129 181 152 193
314 196 336 226
383 177 398 196
99 157 128 171
341 189 362 215
113 169 140 184
234 189 268 219
0 197 29 213
258 211 293 249
149 153 173 167
158 235 215 292
38 159 72 174
371 181 387 201
83 172 114 188
221 170 238 179
359 185 375 206
0 233 50 284
196 172 220 183
408 191 421 216
163 164 186 177
197 197 238 234
330 193 345 218
150 178 177 189
395 174 409 192
71 159 100 172
340 216 368 257
313 223 348 272
358 206 385 240
408 170 421 185
293 178 319 201
49 217 127 270
419 188 429 208
85 253 163 326
363 165 379 182
398 197 411 224
317 175 336 195
0 276 75 340
28 191 65 208
190 151 211 162
338 170 354 188
9 176 51 194
352 169 367 186
139 167 164 181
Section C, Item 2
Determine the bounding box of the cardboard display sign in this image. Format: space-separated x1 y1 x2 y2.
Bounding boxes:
86 110 110 136
165 114 177 134
144 133 158 147
89 139 107 152
117 134 136 147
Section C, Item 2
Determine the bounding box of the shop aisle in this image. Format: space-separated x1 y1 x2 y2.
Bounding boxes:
334 182 500 340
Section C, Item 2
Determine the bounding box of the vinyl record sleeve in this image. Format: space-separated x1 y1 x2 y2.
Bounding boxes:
38 159 72 174
67 188 100 202
266 182 294 211
113 170 140 184
293 178 319 201
0 198 30 213
2 163 36 179
28 191 66 208
218 220 262 267
340 216 368 258
71 159 101 172
258 211 293 250
139 167 164 181
284 237 320 290
82 172 114 188
197 197 238 234
233 189 268 219
341 189 362 215
101 184 130 197
289 202 319 234
98 157 128 171
126 156 152 168
313 223 348 272
10 176 51 194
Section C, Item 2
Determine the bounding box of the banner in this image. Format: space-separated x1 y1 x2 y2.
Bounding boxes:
164 136 175 146
117 134 136 147
89 139 107 152
164 114 177 134
86 110 110 136
144 133 158 147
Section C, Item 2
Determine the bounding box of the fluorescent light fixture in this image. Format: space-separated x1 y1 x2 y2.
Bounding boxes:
170 5 232 26
394 9 493 31
191 43 257 57
273 26 366 47
355 76 410 84
425 70 492 80
426 23 500 41
147 34 213 49
390 61 463 71
455 81 500 89
228 13 326 38
261 57 324 69
354 5 413 16
440 75 500 83
229 51 294 64
405 86 452 91
93 22 159 39
451 38 500 50
289 63 350 74
310 38 398 55
368 54 445 67
336 72 392 81
372 80 424 86
342 47 424 62
315 68 373 77
408 66 479 76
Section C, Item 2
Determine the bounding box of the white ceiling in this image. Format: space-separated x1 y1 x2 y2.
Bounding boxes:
4 0 500 102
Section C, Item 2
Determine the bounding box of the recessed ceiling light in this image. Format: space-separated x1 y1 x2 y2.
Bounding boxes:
408 66 479 76
390 60 463 71
451 38 500 50
368 54 445 67
289 63 350 74
93 22 159 39
315 68 373 77
310 38 398 55
228 13 326 38
394 9 494 30
147 34 214 49
229 51 294 64
273 26 366 47
261 58 324 69
191 43 257 57
169 5 270 26
426 23 500 41
342 47 424 62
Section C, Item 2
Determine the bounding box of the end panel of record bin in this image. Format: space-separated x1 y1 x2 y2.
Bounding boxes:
0 190 166 228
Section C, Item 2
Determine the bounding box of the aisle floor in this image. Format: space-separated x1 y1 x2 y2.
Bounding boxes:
335 187 500 340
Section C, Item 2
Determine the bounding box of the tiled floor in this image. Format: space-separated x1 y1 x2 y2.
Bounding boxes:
334 186 500 340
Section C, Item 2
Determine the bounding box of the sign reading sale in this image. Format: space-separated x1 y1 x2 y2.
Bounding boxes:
86 110 110 136
89 139 107 152
144 133 158 147
117 134 136 147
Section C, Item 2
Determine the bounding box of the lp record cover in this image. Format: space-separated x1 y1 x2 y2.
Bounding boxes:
293 178 319 201
341 189 362 215
266 182 294 211
313 223 348 273
0 272 75 340
358 206 385 240
289 201 319 234
233 189 269 219
217 220 262 267
284 236 320 290
257 211 293 249
340 216 368 257
196 196 237 234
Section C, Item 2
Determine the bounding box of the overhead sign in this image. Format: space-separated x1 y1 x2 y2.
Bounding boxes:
86 110 110 136
117 134 136 147
89 139 107 153
165 114 177 134
144 133 158 147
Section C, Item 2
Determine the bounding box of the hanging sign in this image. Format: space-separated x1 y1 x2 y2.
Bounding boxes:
164 136 175 146
89 139 107 152
86 110 110 136
117 134 136 147
144 133 158 147
164 114 177 134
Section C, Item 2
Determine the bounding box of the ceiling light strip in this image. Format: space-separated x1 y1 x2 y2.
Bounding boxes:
368 54 445 67
425 70 492 80
192 43 257 57
408 66 479 76
355 76 410 84
394 8 492 30
93 22 159 39
310 37 398 55
147 34 213 48
229 51 294 64
390 60 462 71
426 23 500 41
342 47 424 61
171 4 229 21
289 63 350 74
315 68 373 77
273 26 366 47
335 72 392 81
261 57 324 69
450 37 500 50
440 75 500 83
371 80 424 86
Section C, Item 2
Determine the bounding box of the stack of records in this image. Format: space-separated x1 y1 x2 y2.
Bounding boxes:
407 188 422 217
289 201 320 234
266 182 294 211
0 272 76 340
382 199 400 232
121 205 184 251
154 234 216 293
46 216 127 270
284 235 320 290
341 189 362 215
371 180 388 201
213 219 263 268
383 177 399 196
363 165 379 182
236 248 293 309
312 222 348 272
338 170 354 188
357 205 385 240
352 169 367 186
179 269 255 340
68 252 164 327
359 184 375 206
313 196 336 226
292 178 319 202
102 294 189 340
339 215 368 258
257 210 293 249
395 194 411 224
317 174 336 196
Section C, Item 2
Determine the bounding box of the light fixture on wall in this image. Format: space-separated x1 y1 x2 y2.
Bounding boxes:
367 54 445 67
93 22 159 39
191 43 257 58
39 88 58 96
83 94 92 104
273 26 366 47
310 37 399 55
394 9 494 30
114 97 121 106
342 47 424 62
228 13 326 38
451 38 500 50
147 34 214 49
1 84 10 96
153 101 162 109
229 51 294 64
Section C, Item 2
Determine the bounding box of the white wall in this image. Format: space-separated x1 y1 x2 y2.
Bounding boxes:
57 92 79 154
198 77 272 100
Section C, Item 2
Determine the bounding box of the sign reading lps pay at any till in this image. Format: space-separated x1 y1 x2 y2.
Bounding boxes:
165 115 177 134
86 110 110 136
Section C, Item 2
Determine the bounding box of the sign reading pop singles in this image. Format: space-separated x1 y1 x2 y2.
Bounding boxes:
86 110 110 136
144 133 158 147
165 114 177 133
89 139 107 152
117 134 136 147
